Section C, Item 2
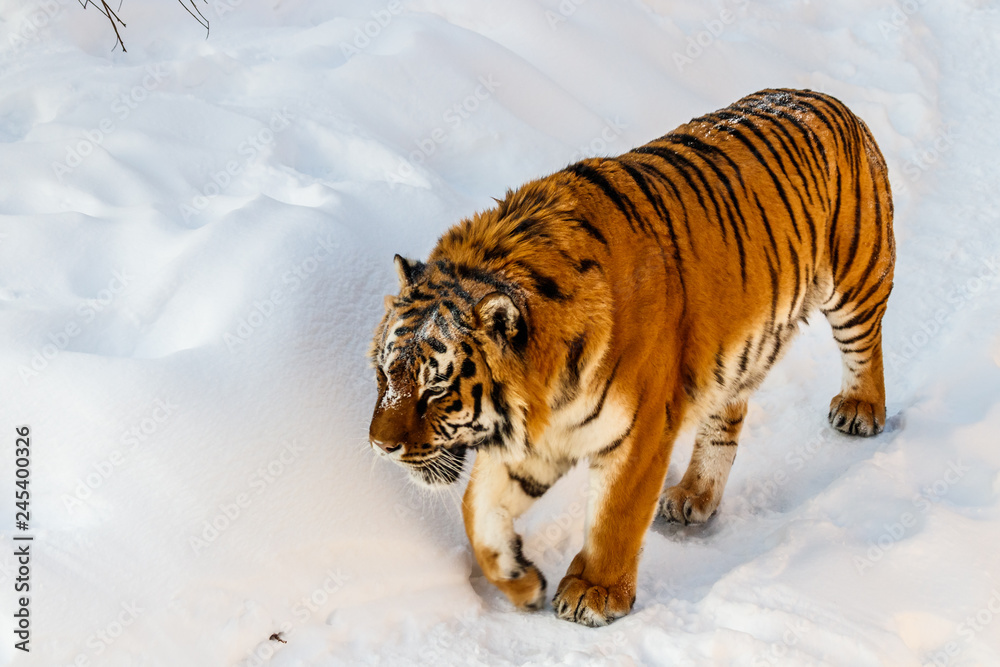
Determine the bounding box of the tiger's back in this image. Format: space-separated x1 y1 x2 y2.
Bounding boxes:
583 88 894 429
369 88 894 626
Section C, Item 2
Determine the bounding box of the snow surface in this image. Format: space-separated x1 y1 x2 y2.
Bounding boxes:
2 0 1000 665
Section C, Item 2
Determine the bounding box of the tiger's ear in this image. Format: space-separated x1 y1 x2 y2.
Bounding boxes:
393 254 425 289
474 292 527 351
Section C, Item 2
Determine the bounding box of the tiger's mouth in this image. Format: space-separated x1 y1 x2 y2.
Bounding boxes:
404 445 468 487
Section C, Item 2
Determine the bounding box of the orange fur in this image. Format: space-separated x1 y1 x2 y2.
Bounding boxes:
369 89 894 625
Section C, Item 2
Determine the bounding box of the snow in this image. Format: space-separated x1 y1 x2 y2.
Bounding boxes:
2 0 999 665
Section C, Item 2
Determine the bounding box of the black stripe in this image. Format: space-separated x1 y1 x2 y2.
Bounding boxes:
702 121 804 246
632 159 699 261
554 334 586 410
615 159 689 296
529 269 567 301
470 383 483 421
576 357 621 428
793 92 856 167
614 160 665 239
710 413 745 427
713 108 817 256
834 317 882 348
737 338 752 377
566 335 586 387
765 325 785 368
726 105 819 209
752 193 783 274
456 265 519 297
508 469 549 498
439 299 461 320
630 160 694 282
682 365 699 401
665 133 749 193
635 144 748 283
490 381 510 430
748 103 830 204
565 162 643 233
570 217 609 246
512 217 541 237
840 169 887 306
830 302 882 331
416 393 431 418
596 408 639 457
838 339 878 356
662 134 754 242
786 238 802 322
510 535 534 572
399 302 437 321
631 146 716 232
714 346 726 386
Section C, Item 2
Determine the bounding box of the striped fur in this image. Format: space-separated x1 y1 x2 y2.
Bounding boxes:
368 89 894 626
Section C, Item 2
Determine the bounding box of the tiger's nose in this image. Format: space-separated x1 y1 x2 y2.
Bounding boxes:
372 439 403 454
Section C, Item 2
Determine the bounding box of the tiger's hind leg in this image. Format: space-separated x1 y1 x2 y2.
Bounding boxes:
822 116 894 437
659 400 747 525
823 291 889 436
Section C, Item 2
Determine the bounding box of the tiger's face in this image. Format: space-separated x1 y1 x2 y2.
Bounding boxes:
368 256 521 488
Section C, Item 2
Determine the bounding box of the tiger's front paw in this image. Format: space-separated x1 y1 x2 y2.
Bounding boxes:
553 574 634 627
659 483 719 525
494 561 547 611
828 394 884 436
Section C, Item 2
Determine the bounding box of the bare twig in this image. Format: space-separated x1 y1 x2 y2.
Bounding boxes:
177 0 210 38
78 0 211 52
78 0 127 51
100 0 127 52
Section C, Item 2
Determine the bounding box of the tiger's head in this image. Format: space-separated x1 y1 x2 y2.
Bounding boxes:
368 255 527 488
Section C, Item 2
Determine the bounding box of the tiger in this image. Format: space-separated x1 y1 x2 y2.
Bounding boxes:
368 88 894 627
